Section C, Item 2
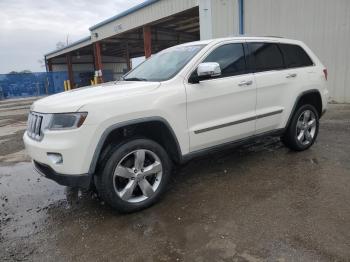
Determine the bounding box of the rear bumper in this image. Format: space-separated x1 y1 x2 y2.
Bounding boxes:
33 160 91 188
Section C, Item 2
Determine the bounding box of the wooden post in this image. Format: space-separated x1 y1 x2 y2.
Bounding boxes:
143 25 152 58
93 42 103 83
66 54 74 88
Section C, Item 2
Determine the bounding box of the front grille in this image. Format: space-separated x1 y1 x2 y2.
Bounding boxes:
27 112 44 141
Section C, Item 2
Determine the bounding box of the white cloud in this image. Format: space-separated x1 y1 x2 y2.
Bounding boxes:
0 0 144 73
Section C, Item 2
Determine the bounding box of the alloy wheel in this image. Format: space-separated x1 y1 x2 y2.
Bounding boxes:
296 109 317 145
113 149 163 203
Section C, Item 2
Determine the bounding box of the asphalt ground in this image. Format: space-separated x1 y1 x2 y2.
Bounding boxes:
0 98 349 261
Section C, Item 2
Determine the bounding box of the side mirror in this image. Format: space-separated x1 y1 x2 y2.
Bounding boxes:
197 62 221 81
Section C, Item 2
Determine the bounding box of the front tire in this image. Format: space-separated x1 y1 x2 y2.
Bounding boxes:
282 104 319 151
95 138 172 213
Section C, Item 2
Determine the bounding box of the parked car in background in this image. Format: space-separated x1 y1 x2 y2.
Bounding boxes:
24 37 329 212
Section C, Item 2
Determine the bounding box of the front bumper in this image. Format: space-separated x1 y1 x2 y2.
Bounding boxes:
23 125 97 175
33 160 91 188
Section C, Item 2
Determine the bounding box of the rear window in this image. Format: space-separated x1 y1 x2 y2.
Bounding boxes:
279 43 314 68
248 43 284 72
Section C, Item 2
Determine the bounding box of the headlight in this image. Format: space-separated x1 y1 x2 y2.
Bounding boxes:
48 112 88 130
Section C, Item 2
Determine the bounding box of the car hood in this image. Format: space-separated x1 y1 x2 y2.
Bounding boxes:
31 81 160 113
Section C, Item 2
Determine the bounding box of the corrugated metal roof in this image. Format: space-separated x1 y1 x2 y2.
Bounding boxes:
89 0 160 31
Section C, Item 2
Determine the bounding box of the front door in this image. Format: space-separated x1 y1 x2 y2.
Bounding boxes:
185 42 257 152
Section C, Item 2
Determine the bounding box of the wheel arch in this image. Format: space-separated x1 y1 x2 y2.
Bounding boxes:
286 89 323 129
88 117 182 175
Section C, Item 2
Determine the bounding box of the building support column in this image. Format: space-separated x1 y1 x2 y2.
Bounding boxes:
125 42 131 71
238 0 244 35
93 42 103 83
199 0 213 40
143 25 152 58
66 54 74 89
199 0 239 39
47 59 53 72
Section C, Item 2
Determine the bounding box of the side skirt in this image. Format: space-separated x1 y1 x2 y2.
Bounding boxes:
181 128 285 163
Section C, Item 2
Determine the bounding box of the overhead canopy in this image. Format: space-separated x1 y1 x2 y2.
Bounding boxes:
44 0 200 87
45 0 199 61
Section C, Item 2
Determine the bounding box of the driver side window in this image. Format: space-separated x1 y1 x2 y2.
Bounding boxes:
203 43 246 78
190 43 247 82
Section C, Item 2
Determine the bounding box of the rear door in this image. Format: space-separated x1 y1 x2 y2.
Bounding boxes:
278 42 317 115
246 41 304 134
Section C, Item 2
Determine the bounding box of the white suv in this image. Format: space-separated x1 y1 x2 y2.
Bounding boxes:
24 37 329 212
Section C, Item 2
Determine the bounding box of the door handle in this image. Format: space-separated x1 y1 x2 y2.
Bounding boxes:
238 80 253 86
286 73 297 78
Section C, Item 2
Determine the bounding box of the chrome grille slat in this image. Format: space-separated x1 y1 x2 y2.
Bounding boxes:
27 112 45 141
33 115 38 135
27 114 32 133
30 114 35 134
36 116 42 136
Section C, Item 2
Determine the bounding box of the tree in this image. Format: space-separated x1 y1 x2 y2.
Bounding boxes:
37 59 45 68
56 34 70 49
8 70 32 74
20 70 32 74
56 41 66 50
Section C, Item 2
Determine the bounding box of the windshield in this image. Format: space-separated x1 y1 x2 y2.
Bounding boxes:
123 45 204 82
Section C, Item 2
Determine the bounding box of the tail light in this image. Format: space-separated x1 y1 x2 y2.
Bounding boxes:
323 68 328 80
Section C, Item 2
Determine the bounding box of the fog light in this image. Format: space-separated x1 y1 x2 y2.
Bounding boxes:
47 153 63 164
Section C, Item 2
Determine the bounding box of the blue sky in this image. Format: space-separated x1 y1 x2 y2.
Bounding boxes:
0 0 144 73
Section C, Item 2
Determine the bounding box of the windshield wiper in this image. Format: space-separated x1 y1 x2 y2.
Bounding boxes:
123 77 148 81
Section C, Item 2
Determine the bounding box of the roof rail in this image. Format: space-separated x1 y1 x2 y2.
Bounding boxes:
229 34 285 38
262 36 285 38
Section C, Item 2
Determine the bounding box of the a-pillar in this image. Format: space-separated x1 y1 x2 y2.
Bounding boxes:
66 54 74 88
93 42 103 83
143 25 152 58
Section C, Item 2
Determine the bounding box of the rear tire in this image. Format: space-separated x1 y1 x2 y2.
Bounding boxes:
282 104 319 151
94 138 172 213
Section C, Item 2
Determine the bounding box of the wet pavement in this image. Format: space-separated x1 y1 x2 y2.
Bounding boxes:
0 99 349 261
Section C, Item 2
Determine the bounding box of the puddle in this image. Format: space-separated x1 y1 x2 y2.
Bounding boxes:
0 162 89 239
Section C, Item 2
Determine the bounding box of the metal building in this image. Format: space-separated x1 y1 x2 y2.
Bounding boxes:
45 0 350 103
244 0 350 103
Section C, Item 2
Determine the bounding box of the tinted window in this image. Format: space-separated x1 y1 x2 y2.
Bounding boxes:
248 43 284 72
202 43 246 77
279 44 313 68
